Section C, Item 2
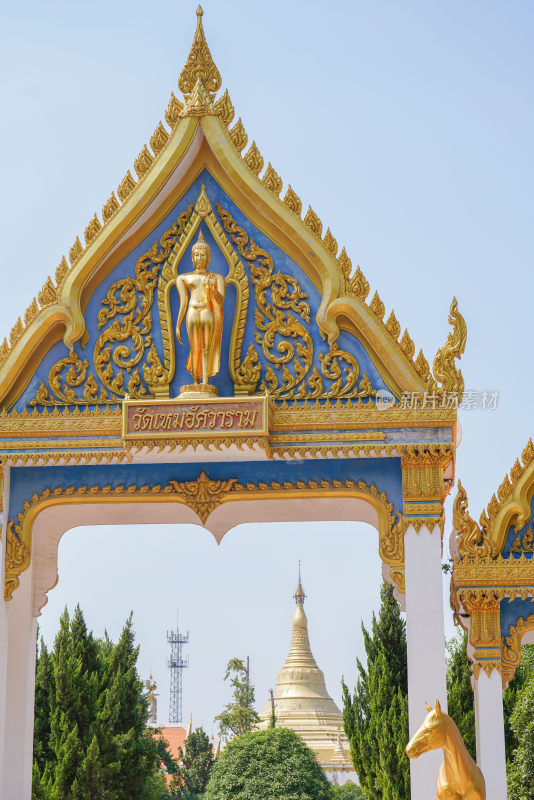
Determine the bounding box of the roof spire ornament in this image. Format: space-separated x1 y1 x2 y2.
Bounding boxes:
178 6 222 115
295 561 305 605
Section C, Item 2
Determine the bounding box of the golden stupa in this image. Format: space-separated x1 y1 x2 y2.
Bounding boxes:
259 574 354 779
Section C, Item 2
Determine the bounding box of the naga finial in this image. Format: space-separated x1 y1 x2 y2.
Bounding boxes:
453 480 496 560
428 297 467 401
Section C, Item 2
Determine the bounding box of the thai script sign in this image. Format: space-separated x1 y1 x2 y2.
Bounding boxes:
122 396 269 440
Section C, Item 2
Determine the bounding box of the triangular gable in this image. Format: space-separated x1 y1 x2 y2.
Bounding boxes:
0 7 466 412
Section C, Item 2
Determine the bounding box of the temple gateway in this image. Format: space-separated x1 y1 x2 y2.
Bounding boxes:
0 7 530 800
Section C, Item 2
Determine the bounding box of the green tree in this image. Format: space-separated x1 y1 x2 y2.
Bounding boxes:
446 631 475 759
176 727 214 796
214 658 260 740
507 659 534 800
32 606 166 800
205 727 331 800
331 784 366 799
342 582 409 800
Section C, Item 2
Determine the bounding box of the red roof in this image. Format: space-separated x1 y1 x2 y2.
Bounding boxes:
155 726 187 762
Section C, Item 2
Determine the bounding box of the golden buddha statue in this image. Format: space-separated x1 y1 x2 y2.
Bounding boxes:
175 230 225 395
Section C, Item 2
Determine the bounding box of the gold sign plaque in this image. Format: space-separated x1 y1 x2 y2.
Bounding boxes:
122 396 269 441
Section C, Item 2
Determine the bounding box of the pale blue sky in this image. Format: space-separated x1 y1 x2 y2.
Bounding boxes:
0 1 533 731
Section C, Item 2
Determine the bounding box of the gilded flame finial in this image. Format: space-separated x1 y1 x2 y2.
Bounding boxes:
179 6 221 98
428 297 467 401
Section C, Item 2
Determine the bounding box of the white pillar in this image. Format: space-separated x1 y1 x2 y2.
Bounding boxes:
0 464 10 793
0 544 37 800
474 668 507 800
404 522 448 800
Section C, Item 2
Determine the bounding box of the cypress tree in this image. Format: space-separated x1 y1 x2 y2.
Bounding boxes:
342 582 409 800
33 607 164 800
177 727 214 796
446 631 475 759
507 656 534 800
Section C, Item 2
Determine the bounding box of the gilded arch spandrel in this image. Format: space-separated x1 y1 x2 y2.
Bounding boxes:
4 470 404 610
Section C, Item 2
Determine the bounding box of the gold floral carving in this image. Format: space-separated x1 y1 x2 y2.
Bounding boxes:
459 590 503 678
229 118 247 152
9 317 23 346
400 330 415 360
402 450 449 501
55 256 69 288
117 171 136 202
4 473 404 601
84 214 102 245
427 297 466 401
69 236 83 265
178 6 221 98
303 207 322 237
234 343 261 394
386 311 401 341
102 193 120 222
0 338 8 365
502 613 534 687
283 186 302 216
24 299 39 327
369 291 385 320
453 481 497 559
165 93 184 128
213 89 234 126
150 122 170 155
262 164 282 196
414 350 430 380
324 229 338 256
216 203 377 401
134 145 154 179
244 142 264 175
38 277 57 308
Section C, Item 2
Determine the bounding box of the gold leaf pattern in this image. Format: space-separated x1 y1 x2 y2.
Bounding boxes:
283 186 302 216
84 214 102 244
165 93 184 128
102 193 120 222
262 163 282 196
214 89 234 126
338 247 351 281
522 438 534 467
350 266 370 300
0 338 9 364
69 237 83 266
117 171 136 202
9 318 23 346
38 277 57 307
414 350 429 380
24 298 39 327
244 141 264 175
400 330 415 359
178 6 221 97
304 206 322 237
134 145 154 179
370 291 385 320
150 122 169 155
55 256 69 288
323 228 338 255
229 118 247 152
385 311 401 341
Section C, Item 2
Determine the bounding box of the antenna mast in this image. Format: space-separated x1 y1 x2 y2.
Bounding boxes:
167 613 189 723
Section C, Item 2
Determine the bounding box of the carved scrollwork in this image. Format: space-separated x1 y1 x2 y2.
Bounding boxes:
29 351 108 407
454 480 497 559
216 203 377 401
93 205 193 400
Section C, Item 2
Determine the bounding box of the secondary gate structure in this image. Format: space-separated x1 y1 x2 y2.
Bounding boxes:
0 9 476 799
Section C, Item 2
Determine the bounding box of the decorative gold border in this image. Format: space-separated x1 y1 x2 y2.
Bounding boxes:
5 473 404 604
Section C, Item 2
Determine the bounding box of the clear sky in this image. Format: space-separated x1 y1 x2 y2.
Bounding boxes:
0 1 533 734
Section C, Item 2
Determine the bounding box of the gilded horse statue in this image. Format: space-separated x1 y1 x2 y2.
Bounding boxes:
406 700 485 800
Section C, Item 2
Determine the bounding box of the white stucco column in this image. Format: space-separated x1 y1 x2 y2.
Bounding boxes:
474 668 507 800
0 464 10 793
0 552 37 800
404 522 448 800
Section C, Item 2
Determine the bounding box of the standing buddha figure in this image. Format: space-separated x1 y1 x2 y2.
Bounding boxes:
175 230 225 392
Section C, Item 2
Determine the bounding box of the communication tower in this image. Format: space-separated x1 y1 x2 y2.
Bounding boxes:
167 617 189 723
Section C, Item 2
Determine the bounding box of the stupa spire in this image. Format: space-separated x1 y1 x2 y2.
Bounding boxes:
283 565 319 670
